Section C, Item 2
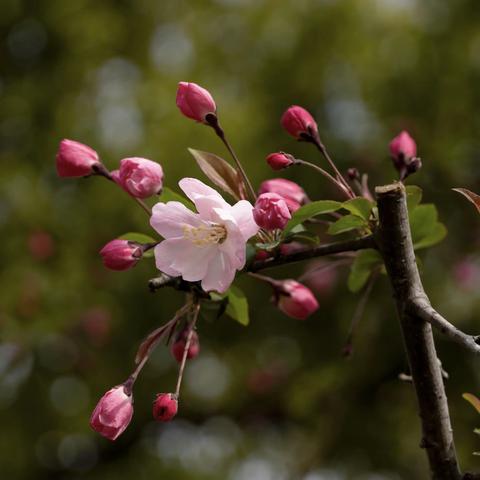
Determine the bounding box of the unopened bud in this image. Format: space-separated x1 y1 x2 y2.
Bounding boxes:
153 393 178 422
171 328 200 363
90 385 133 440
253 193 291 230
275 280 319 320
281 105 319 141
258 178 307 213
347 168 360 181
389 131 421 180
100 239 142 271
114 157 164 199
56 139 101 178
176 82 216 124
266 152 295 171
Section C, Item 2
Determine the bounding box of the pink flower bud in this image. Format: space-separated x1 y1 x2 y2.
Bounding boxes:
389 130 417 160
275 280 319 320
90 385 133 440
281 105 318 140
115 158 164 199
253 193 291 230
258 179 307 213
171 329 200 363
99 239 142 271
56 139 100 178
176 82 216 123
153 393 178 422
266 152 295 171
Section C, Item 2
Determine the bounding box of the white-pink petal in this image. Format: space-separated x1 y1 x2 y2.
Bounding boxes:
229 200 260 241
150 201 201 239
201 252 236 293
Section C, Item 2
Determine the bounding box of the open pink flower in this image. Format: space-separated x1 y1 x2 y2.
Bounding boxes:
150 178 259 293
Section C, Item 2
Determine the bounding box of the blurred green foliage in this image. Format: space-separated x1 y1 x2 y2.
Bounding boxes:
2 0 480 479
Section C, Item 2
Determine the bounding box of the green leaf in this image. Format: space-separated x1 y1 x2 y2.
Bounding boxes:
119 232 156 244
188 148 244 200
405 185 423 212
463 393 480 414
225 285 250 326
410 204 447 250
342 197 374 220
158 187 194 210
255 240 281 251
347 249 383 292
284 200 342 234
327 214 368 235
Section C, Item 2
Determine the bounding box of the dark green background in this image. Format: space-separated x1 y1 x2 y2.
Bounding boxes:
2 0 480 478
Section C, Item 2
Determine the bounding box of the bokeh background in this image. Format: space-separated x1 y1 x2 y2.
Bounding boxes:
2 0 480 478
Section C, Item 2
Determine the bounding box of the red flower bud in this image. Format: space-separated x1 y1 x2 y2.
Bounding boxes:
56 139 100 178
266 152 295 171
99 239 142 271
275 280 319 320
253 193 291 230
258 178 307 213
281 105 318 140
113 157 164 199
90 385 133 441
171 329 200 363
153 393 178 422
176 82 216 123
389 131 420 180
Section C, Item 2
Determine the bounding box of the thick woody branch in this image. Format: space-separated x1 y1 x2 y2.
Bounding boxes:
408 298 480 356
249 234 376 272
376 182 462 480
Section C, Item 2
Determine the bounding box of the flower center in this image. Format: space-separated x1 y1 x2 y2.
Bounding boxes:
183 223 227 246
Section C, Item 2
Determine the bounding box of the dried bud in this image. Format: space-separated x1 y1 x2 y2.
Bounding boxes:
113 157 164 199
266 152 295 171
389 131 421 180
281 105 318 141
90 385 133 440
258 178 307 213
171 328 200 363
275 280 319 320
56 139 101 178
176 82 216 123
99 239 142 271
153 393 178 422
253 193 291 230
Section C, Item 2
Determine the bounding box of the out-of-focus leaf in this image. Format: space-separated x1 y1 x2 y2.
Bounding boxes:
226 285 249 326
347 249 383 292
119 232 157 244
135 323 171 364
410 204 446 249
453 188 480 214
328 215 367 235
405 185 423 212
463 393 480 414
342 197 374 220
188 148 243 200
158 187 195 210
284 200 342 234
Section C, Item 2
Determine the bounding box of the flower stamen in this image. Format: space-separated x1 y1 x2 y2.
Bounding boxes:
183 223 227 246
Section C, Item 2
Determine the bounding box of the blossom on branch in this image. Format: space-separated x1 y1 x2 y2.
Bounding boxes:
176 82 216 123
56 139 101 178
258 178 307 213
150 178 259 293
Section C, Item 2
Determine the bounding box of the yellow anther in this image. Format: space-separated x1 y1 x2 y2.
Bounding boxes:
183 223 227 246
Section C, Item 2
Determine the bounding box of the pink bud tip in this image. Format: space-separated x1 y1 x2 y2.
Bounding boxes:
153 393 178 422
176 82 216 123
281 105 318 140
266 152 295 171
171 329 200 363
389 130 417 160
114 157 164 199
276 280 319 320
253 193 291 231
99 239 142 271
258 178 307 213
56 139 100 178
90 386 133 440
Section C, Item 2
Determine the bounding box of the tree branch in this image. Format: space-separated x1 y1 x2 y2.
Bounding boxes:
376 182 462 480
249 234 376 272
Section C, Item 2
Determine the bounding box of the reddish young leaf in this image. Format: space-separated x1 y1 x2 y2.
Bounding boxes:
463 392 480 414
453 188 480 214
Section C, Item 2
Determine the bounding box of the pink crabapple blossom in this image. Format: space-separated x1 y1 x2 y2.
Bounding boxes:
111 157 164 199
266 152 295 170
281 105 319 140
258 178 307 213
56 139 100 178
150 178 259 293
100 239 142 271
253 193 291 230
153 393 178 422
389 130 417 160
275 280 319 320
171 329 200 363
176 82 217 123
90 385 134 441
